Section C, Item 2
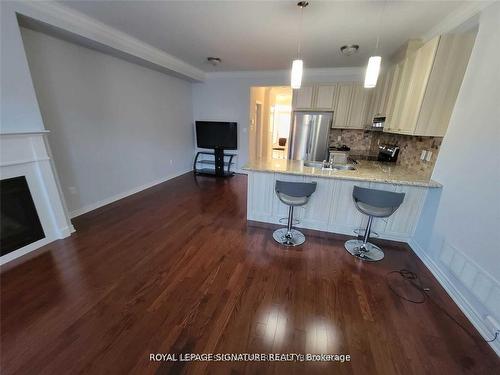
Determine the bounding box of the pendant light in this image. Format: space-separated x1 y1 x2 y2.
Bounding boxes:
364 1 386 88
291 1 308 89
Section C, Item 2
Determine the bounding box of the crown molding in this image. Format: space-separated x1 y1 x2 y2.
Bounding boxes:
12 1 205 82
421 1 492 41
205 67 364 80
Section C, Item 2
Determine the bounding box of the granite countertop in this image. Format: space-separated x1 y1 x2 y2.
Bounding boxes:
242 159 442 188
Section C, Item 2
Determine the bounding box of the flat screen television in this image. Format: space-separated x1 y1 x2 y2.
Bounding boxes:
195 121 237 150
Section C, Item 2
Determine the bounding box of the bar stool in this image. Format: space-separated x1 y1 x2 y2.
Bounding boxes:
345 186 405 262
273 180 317 247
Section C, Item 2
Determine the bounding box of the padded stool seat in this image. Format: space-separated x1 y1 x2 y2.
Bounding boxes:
276 193 309 206
345 186 405 262
356 202 395 217
273 180 317 247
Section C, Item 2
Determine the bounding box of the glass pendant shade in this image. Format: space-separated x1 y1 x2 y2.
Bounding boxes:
291 59 303 89
364 56 381 88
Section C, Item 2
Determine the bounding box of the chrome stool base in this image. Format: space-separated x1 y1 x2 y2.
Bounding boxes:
273 228 305 247
344 239 384 262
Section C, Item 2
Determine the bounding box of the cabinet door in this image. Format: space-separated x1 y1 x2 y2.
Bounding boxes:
398 36 439 134
301 176 335 231
332 83 353 128
384 64 402 132
367 71 386 120
379 65 396 117
346 84 370 129
414 33 475 136
386 55 416 134
315 85 337 110
293 85 314 110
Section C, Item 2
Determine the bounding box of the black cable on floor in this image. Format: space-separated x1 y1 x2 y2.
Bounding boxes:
385 268 499 343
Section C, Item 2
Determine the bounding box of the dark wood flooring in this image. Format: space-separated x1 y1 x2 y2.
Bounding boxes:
1 173 498 374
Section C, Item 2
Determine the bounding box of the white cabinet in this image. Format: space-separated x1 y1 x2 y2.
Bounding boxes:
414 33 476 136
293 85 315 110
246 171 430 242
387 51 419 134
332 83 353 128
384 32 475 136
367 64 396 120
292 83 371 129
346 83 371 129
396 37 439 135
293 84 337 110
384 64 402 132
332 83 371 129
315 85 337 110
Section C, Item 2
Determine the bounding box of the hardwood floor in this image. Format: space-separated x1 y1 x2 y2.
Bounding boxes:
1 173 498 374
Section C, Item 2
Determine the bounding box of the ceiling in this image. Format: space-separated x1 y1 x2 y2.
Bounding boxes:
58 1 469 72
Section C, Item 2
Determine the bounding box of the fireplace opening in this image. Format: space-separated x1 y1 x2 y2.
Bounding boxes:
1 176 45 256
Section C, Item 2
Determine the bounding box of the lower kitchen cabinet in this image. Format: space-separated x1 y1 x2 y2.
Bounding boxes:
247 171 430 242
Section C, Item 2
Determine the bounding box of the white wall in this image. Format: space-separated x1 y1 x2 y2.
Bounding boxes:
0 2 45 132
21 28 195 216
192 68 363 170
412 2 500 354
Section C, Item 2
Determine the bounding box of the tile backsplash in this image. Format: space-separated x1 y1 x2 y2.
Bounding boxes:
329 129 442 173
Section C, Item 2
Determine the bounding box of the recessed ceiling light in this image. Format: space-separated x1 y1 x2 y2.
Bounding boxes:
340 45 360 56
207 57 221 66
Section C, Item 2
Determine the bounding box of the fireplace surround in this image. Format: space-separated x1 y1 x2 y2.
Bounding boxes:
0 131 73 264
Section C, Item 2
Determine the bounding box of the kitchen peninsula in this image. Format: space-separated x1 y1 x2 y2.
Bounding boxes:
243 158 441 242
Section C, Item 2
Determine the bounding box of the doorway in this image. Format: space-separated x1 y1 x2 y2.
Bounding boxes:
249 86 292 161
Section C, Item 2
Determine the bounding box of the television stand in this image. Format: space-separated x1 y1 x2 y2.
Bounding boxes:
193 150 235 177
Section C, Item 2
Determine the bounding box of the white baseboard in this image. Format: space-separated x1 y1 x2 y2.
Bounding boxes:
69 168 192 218
0 170 192 266
408 238 500 356
59 224 75 237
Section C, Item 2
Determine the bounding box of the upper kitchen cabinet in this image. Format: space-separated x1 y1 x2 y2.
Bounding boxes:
346 83 371 129
367 64 396 120
332 83 371 129
414 33 476 136
384 32 475 136
332 83 353 128
293 85 315 109
292 82 372 129
292 84 338 110
315 85 337 110
386 46 421 134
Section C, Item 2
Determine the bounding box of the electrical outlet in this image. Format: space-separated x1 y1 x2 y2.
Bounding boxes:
420 150 427 161
425 150 432 162
68 186 78 195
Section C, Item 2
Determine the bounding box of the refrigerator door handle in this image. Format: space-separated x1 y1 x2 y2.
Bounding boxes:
305 120 313 159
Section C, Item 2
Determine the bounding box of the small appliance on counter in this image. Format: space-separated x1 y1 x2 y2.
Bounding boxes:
329 145 350 164
377 144 400 162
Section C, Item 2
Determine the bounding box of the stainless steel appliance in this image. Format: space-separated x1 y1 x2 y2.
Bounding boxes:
289 111 333 162
377 144 400 162
370 116 386 131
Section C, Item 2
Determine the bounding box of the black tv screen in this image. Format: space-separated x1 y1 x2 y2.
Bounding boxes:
195 121 237 150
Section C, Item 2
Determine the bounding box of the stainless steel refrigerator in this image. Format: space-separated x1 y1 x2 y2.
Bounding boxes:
288 111 333 162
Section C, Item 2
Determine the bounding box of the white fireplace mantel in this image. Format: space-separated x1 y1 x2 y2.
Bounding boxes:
0 131 74 265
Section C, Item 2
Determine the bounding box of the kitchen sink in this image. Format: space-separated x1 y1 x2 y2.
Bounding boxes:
331 164 356 171
303 161 324 168
303 161 356 171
